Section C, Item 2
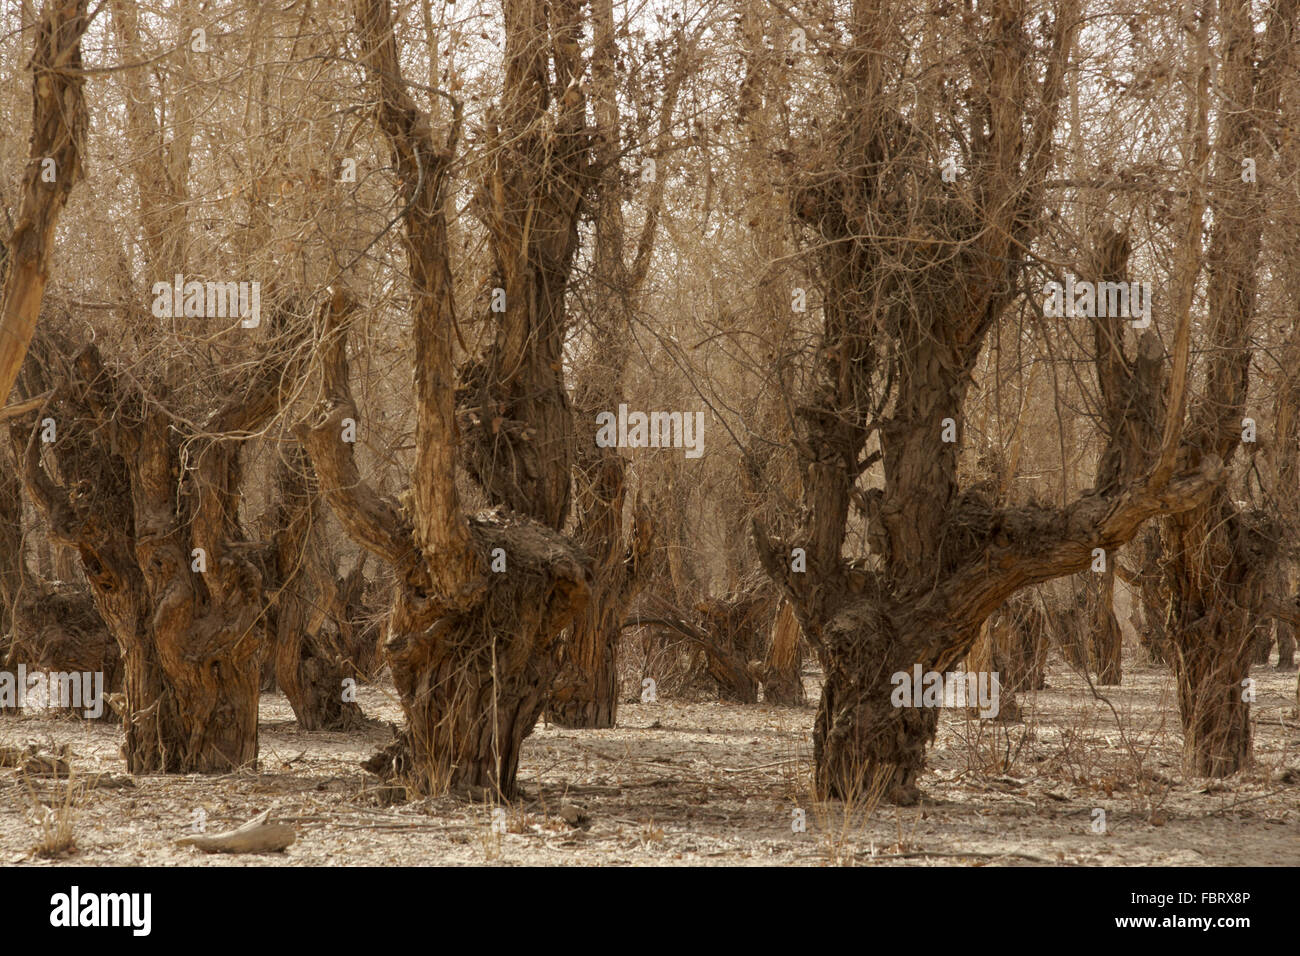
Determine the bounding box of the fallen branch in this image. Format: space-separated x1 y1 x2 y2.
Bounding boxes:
865 850 1054 863
175 810 295 854
0 389 53 423
622 614 714 648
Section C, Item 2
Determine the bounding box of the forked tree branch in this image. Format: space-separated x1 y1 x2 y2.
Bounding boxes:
298 289 415 568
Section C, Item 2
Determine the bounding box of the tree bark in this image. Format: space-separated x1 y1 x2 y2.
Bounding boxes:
547 0 681 729
0 0 90 405
8 336 180 766
0 448 22 662
1128 528 1170 663
302 0 591 799
757 0 1224 803
455 0 593 531
266 443 366 731
968 591 1049 717
762 600 805 706
1276 619 1297 671
547 452 652 726
12 320 303 771
1159 0 1295 777
1088 570 1123 685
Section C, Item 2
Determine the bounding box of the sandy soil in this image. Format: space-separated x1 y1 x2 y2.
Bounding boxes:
2 650 1298 867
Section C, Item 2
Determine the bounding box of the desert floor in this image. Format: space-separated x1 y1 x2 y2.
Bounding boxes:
2 650 1298 866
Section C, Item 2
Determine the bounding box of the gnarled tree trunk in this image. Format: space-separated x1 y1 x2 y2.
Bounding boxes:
303 0 591 799
756 0 1220 804
762 600 805 706
1159 0 1295 777
1086 568 1123 685
12 321 303 771
547 448 652 726
266 443 365 731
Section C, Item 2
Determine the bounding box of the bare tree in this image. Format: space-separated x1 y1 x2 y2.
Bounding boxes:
755 0 1221 803
548 0 694 727
304 0 591 798
12 313 309 770
1159 0 1297 777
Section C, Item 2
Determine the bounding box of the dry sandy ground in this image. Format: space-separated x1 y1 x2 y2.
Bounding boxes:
2 651 1298 867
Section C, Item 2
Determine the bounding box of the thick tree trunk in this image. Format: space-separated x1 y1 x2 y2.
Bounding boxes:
13 319 303 771
1046 586 1090 672
309 0 593 799
761 600 805 706
811 602 944 805
359 517 587 798
1276 619 1296 670
124 407 263 772
1169 594 1252 776
548 434 629 728
1130 528 1171 663
1088 569 1123 685
1160 0 1293 777
1164 511 1260 777
1249 616 1273 666
1 1 270 771
1165 504 1279 775
550 610 620 728
546 446 649 727
548 454 650 727
268 444 365 731
11 381 189 769
967 592 1049 717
